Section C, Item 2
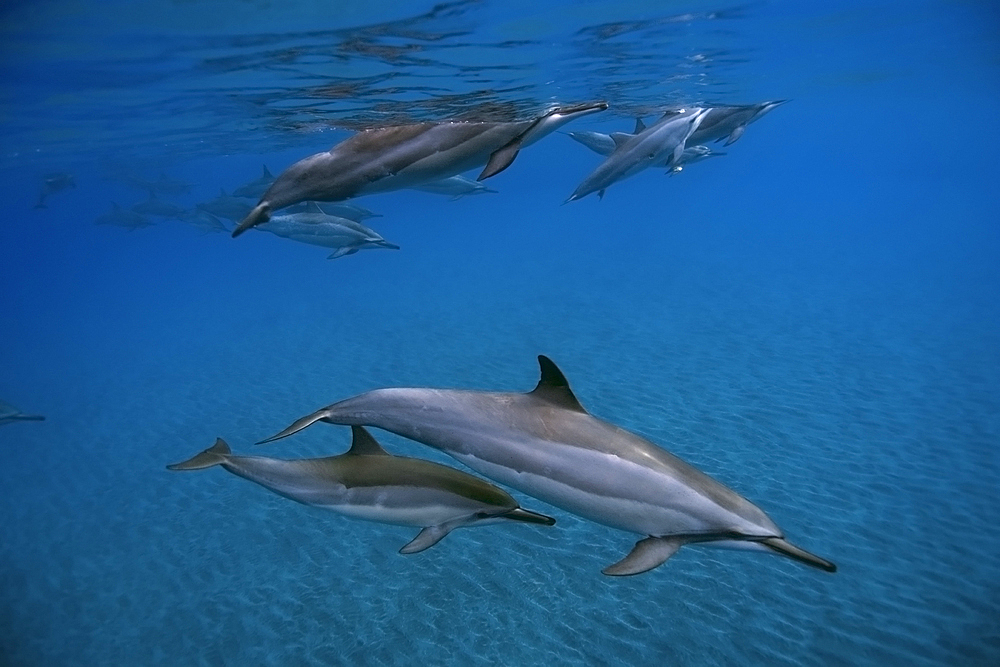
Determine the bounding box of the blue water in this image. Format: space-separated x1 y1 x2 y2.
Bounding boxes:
2 0 999 664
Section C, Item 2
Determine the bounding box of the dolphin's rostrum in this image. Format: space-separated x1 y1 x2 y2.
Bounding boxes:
261 357 836 576
168 426 555 555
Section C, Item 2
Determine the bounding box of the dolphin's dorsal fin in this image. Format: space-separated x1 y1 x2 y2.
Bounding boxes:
530 355 587 413
609 132 631 148
347 425 389 456
306 201 324 214
262 165 273 177
633 118 646 133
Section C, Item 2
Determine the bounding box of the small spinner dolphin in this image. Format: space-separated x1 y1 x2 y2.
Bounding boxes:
168 426 555 554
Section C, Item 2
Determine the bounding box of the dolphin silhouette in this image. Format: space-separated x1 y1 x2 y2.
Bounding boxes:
168 426 555 555
0 400 45 426
260 356 836 576
231 102 608 237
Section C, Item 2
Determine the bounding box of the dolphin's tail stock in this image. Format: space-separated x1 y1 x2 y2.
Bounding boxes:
256 408 332 445
167 438 233 471
503 508 556 526
231 202 271 238
760 537 837 573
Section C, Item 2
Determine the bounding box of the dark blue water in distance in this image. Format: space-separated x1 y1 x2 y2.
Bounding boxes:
2 0 998 664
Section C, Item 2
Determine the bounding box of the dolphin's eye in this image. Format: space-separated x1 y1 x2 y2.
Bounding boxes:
648 152 656 159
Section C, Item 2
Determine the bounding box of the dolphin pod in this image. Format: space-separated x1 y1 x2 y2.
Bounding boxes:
260 356 836 576
230 102 609 237
566 107 710 201
566 129 725 175
168 426 555 555
565 100 787 199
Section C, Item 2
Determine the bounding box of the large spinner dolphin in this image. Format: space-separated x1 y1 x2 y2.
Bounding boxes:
232 103 608 237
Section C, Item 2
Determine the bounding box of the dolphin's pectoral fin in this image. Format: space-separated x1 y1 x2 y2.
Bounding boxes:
328 247 359 260
759 537 837 573
602 536 685 576
257 409 332 445
724 125 746 146
478 141 521 181
400 525 452 554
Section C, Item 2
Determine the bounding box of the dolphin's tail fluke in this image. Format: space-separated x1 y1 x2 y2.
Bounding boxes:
256 409 331 445
231 202 271 238
760 537 837 573
167 438 232 471
503 508 556 526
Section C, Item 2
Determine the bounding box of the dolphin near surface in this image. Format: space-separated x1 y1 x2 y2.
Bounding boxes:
231 102 609 237
566 107 710 202
168 426 555 555
261 356 836 576
687 100 787 146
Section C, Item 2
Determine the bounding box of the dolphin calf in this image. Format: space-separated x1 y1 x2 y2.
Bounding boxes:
257 203 399 259
566 107 710 202
410 175 498 199
261 356 836 576
0 400 45 426
688 101 787 146
285 202 381 221
168 426 555 554
231 102 608 237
